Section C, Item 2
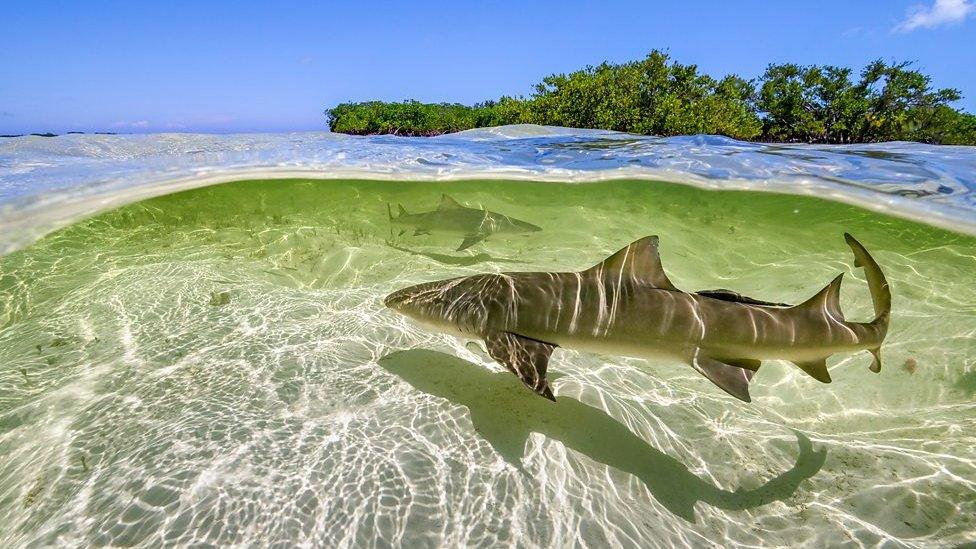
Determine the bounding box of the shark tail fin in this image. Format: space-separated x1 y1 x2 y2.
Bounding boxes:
844 233 890 327
868 347 882 374
845 233 890 373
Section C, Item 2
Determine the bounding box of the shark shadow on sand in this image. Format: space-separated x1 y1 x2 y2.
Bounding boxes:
385 241 527 267
378 349 827 522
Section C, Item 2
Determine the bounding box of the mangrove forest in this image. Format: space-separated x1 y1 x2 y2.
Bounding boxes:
326 50 976 145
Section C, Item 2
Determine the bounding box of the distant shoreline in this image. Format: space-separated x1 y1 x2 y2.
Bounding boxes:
1 132 118 138
326 50 976 146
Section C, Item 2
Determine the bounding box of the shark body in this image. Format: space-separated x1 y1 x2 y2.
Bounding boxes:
389 194 542 251
385 234 891 402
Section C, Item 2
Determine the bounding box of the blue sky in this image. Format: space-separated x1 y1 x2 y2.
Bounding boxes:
1 0 974 134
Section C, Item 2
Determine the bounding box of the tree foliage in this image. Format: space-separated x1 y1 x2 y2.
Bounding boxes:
326 101 482 136
326 51 975 145
757 60 967 143
524 52 761 139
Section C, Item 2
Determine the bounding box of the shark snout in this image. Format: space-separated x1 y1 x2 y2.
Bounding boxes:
384 281 444 318
384 275 498 336
383 287 412 312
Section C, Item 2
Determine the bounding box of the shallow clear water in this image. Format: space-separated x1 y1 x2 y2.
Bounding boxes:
1 177 974 547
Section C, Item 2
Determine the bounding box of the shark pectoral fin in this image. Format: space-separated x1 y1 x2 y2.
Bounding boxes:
791 359 832 383
691 354 754 403
457 234 486 251
724 358 761 377
484 332 557 401
398 229 407 237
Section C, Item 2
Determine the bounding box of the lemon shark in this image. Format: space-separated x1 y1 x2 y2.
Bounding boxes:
388 194 542 251
384 234 890 402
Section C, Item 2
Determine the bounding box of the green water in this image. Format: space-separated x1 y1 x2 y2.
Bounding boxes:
0 179 974 547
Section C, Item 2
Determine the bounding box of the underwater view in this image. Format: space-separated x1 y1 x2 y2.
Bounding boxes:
1 130 975 547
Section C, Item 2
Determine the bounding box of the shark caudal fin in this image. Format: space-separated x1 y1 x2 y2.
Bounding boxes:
844 233 890 324
844 233 891 373
788 234 890 378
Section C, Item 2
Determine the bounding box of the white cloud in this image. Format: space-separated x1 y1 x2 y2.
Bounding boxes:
894 0 975 32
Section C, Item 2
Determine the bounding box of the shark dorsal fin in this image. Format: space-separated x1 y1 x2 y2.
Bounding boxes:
397 204 408 215
696 289 791 307
794 273 845 320
438 194 464 210
586 236 678 290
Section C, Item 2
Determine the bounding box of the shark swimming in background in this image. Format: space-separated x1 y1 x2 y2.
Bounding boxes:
388 194 542 251
384 234 891 403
